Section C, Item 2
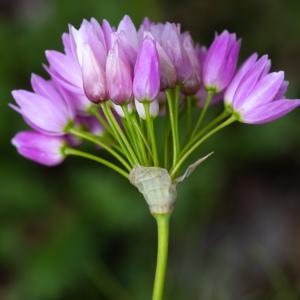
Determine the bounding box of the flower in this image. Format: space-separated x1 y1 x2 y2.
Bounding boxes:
181 32 201 95
45 34 93 113
203 30 241 92
12 131 66 166
69 19 108 103
224 53 300 124
11 74 74 135
133 37 160 101
106 37 133 104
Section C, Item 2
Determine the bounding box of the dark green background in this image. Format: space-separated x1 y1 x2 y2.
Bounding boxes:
0 0 300 299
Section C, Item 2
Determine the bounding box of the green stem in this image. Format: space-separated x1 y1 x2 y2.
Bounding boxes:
186 96 192 135
190 90 215 139
68 127 131 171
123 106 148 166
144 102 159 166
170 115 236 178
180 109 230 158
102 102 139 166
89 105 113 136
166 88 180 167
152 214 170 300
64 147 129 178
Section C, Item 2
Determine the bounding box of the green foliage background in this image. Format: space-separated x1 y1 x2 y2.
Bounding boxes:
0 0 300 299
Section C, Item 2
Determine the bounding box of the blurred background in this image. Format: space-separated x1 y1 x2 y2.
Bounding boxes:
1 0 300 299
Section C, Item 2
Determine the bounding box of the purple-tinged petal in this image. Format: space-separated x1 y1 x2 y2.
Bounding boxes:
12 131 66 166
233 56 271 109
203 30 240 92
181 32 201 95
82 44 107 103
240 71 284 111
133 38 160 101
161 23 192 82
102 19 114 50
241 99 300 124
217 35 241 89
274 80 289 100
12 89 72 135
156 42 176 89
45 50 82 90
224 53 258 105
106 40 133 105
117 15 138 50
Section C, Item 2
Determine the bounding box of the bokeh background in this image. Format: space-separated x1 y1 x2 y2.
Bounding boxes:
1 0 300 299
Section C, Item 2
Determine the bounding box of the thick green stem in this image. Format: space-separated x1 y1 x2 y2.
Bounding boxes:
64 147 129 178
152 214 170 300
170 115 236 178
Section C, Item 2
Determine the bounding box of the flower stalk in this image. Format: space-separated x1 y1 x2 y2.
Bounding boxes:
152 213 170 300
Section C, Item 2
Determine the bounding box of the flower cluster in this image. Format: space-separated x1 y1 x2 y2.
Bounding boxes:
11 15 300 180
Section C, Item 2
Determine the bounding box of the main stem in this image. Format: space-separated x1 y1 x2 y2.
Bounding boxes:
152 214 170 300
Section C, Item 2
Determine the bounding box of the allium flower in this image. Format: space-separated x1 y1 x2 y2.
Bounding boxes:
224 54 300 124
70 19 108 103
133 37 160 101
46 34 93 113
203 30 241 92
106 37 133 104
11 75 74 135
9 15 300 300
181 32 201 95
12 131 66 166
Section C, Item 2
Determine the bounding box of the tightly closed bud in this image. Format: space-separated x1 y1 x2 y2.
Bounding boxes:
203 30 240 92
117 15 138 65
106 38 133 104
133 38 160 101
161 23 192 82
181 32 201 95
12 131 66 166
70 21 108 103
